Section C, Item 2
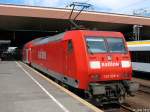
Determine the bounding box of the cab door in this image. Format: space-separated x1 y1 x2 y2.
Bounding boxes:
65 40 74 77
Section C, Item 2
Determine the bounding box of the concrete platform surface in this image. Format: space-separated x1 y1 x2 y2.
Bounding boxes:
0 61 102 112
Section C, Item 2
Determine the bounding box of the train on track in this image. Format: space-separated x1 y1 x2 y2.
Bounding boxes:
23 30 139 104
127 40 150 74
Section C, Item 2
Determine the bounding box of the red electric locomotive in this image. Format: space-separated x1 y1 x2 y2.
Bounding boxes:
23 30 139 104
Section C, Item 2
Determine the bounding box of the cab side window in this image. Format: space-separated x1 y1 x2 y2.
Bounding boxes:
67 40 73 52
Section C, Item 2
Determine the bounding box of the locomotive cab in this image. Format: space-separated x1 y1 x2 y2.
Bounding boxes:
79 31 139 104
86 36 131 81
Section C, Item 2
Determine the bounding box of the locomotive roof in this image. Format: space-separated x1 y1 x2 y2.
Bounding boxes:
33 32 65 45
31 30 123 46
31 36 48 43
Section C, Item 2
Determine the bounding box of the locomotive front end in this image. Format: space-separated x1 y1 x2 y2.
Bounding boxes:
84 33 139 104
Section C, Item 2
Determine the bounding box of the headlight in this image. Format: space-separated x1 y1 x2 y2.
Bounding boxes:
90 61 101 69
121 61 131 68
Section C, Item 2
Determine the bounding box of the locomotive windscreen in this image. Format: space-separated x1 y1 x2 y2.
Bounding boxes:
107 38 126 53
86 37 107 53
86 37 126 53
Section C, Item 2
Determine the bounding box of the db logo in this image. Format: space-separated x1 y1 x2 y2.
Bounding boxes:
107 55 112 61
101 62 119 67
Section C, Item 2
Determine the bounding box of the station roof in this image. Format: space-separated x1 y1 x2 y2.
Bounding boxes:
0 4 150 32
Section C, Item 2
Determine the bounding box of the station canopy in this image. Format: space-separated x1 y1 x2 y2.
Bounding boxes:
0 4 150 32
0 3 150 48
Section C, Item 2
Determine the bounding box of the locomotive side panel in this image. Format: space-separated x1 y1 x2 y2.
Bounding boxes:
31 42 65 74
30 34 78 88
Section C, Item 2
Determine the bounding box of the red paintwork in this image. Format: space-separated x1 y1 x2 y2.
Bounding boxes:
23 30 132 90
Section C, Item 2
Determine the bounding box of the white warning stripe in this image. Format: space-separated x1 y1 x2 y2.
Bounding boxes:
16 62 70 112
19 61 103 112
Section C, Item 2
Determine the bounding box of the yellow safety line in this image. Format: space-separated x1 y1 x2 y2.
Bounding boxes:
127 41 150 45
19 61 103 112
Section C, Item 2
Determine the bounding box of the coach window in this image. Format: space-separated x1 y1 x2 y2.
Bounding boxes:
68 40 73 52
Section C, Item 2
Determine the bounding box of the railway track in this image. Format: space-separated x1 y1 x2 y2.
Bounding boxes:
102 104 136 112
132 77 150 94
120 104 135 112
139 84 150 94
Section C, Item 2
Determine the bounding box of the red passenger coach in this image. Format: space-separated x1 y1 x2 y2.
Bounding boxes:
22 42 32 64
23 30 139 104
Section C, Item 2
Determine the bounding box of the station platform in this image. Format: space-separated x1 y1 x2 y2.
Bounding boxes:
0 61 103 112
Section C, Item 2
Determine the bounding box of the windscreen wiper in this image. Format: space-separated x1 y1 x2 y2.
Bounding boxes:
86 44 94 54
